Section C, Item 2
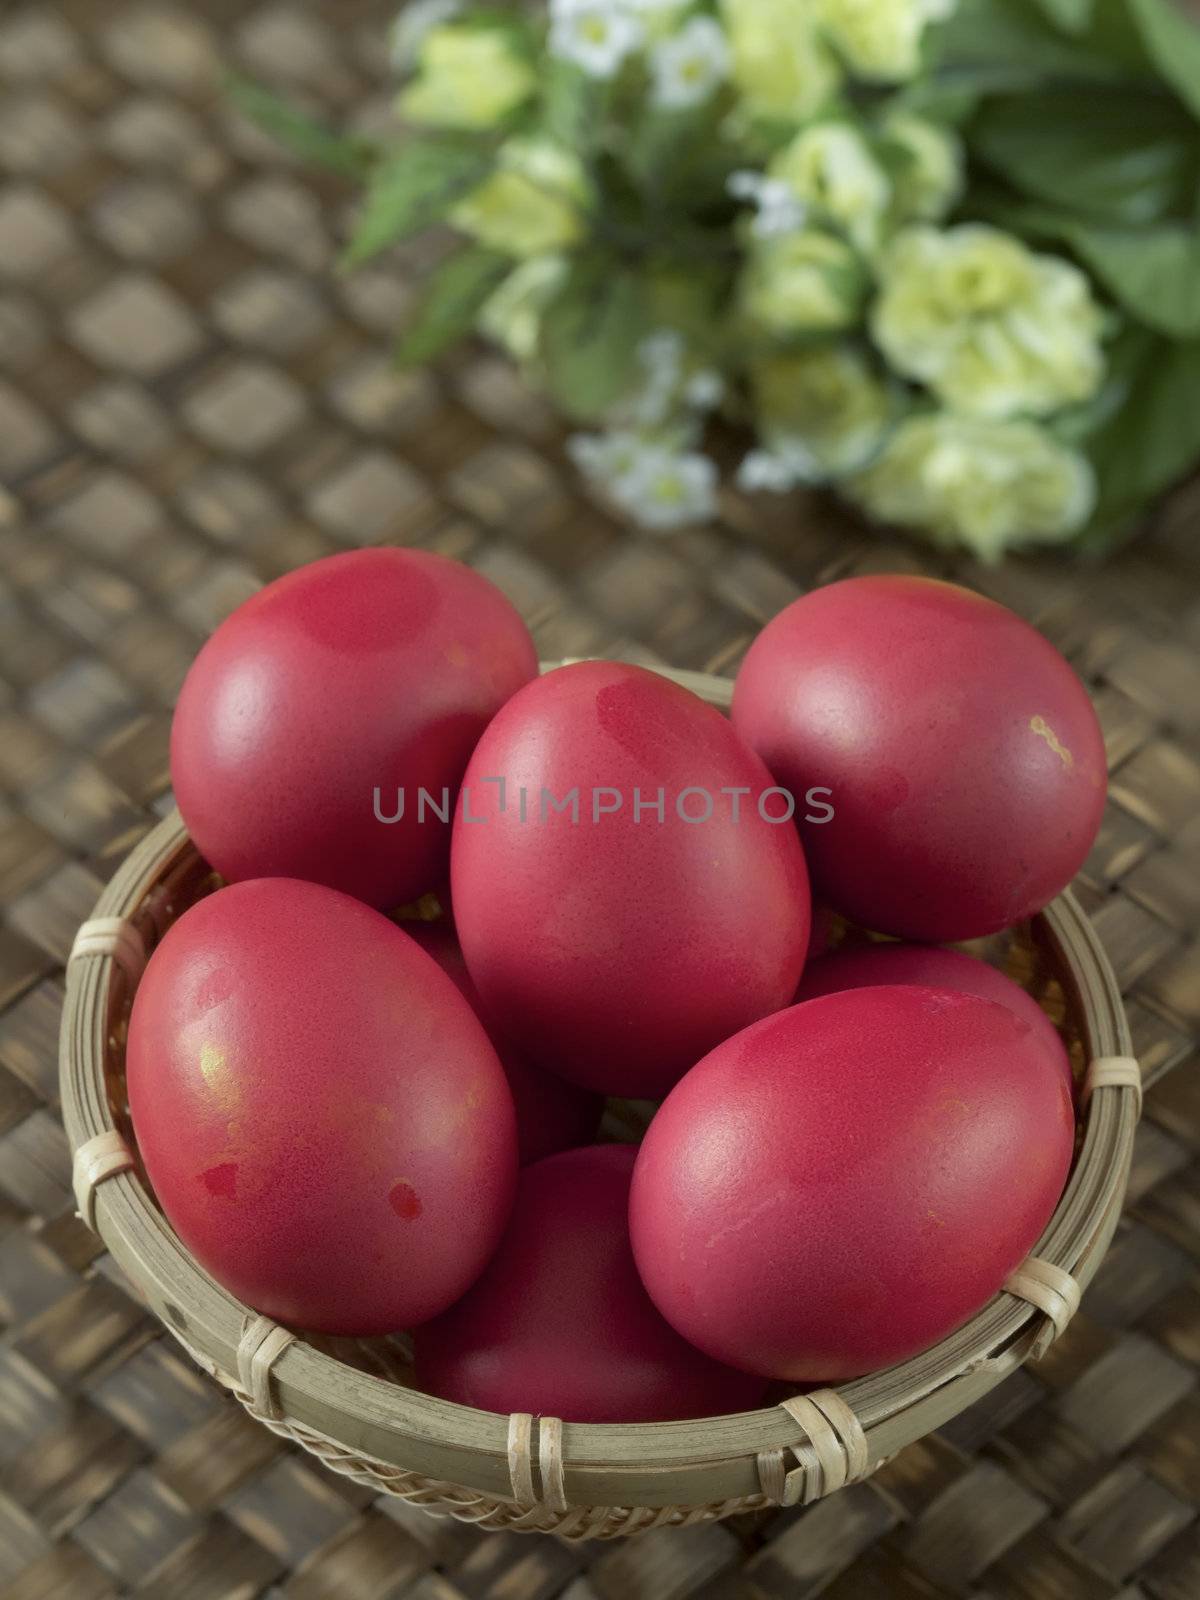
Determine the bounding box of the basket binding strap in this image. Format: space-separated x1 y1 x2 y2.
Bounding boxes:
72 1130 135 1230
1081 1055 1142 1121
539 1416 568 1513
69 916 146 985
757 1388 870 1506
237 1314 296 1420
1004 1256 1081 1359
506 1413 568 1513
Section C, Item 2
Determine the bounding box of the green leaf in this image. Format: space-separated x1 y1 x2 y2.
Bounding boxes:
970 88 1199 222
932 0 1134 81
1030 0 1093 34
1067 222 1200 337
396 246 510 366
1084 330 1200 517
1128 0 1200 119
342 141 492 268
538 263 648 421
541 58 601 152
226 76 373 177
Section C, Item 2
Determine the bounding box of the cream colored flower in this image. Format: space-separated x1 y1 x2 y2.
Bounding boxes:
742 228 866 334
451 141 588 257
850 413 1096 558
399 25 536 129
882 111 963 223
719 0 841 123
751 343 893 480
770 121 892 255
478 255 569 361
872 224 1106 418
815 0 957 83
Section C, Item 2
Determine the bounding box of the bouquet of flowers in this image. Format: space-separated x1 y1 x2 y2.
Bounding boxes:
237 0 1200 558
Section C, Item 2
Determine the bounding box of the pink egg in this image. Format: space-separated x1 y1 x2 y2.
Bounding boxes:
127 879 517 1335
171 549 538 910
406 922 602 1165
630 986 1075 1382
796 943 1072 1091
732 575 1106 940
451 661 811 1098
414 1145 768 1421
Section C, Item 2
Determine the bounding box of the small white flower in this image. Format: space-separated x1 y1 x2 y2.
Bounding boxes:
727 171 807 238
550 1 643 78
736 442 823 493
727 170 762 201
754 179 809 238
567 430 644 480
620 446 719 530
739 450 797 493
650 16 730 108
684 369 724 409
638 329 685 374
571 431 718 530
389 0 461 68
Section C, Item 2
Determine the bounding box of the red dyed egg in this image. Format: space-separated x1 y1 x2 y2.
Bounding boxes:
796 943 1072 1090
630 986 1075 1382
415 1145 768 1421
127 879 518 1335
451 661 811 1098
732 576 1106 940
406 922 602 1165
171 549 538 910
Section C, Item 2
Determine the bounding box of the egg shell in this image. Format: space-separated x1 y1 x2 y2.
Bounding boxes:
126 878 518 1335
732 575 1107 940
630 985 1075 1382
405 922 603 1165
795 943 1072 1092
414 1144 769 1421
451 661 811 1098
171 549 538 910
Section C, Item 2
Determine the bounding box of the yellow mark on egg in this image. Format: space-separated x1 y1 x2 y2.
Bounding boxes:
445 642 469 668
199 1043 225 1084
1030 716 1073 769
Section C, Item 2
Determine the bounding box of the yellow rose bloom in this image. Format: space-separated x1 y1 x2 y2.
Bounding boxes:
400 25 536 130
882 112 963 223
742 228 866 334
815 0 956 83
720 0 841 123
770 122 892 255
850 413 1096 559
452 141 588 258
872 224 1106 418
753 343 892 475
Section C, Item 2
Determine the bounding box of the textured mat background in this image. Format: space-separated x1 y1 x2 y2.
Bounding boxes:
1 3 1199 1596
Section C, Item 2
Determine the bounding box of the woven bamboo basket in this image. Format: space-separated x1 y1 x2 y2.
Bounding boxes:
59 663 1141 1540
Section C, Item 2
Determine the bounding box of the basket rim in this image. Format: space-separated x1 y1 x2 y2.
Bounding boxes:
58 662 1137 1511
